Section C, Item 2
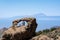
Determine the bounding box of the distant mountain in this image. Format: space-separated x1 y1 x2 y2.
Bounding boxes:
0 13 60 31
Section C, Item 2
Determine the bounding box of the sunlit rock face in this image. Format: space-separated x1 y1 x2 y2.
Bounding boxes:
1 17 37 40
30 35 54 40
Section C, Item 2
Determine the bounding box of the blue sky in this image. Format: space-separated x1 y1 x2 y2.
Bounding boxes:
0 0 60 19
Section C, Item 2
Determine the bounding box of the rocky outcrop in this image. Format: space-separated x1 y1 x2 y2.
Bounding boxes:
1 17 37 40
1 17 60 40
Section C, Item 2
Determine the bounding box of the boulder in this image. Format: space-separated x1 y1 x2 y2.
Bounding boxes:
1 17 37 40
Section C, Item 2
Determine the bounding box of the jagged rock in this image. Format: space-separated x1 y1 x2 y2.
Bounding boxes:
1 17 37 40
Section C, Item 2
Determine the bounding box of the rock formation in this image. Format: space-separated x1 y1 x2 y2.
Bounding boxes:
1 17 60 40
1 17 37 40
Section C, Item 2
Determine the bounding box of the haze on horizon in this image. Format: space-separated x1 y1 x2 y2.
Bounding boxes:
0 0 60 19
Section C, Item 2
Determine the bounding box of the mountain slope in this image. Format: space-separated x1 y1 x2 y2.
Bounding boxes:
30 27 60 40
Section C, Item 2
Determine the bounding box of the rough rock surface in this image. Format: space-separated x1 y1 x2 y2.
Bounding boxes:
1 17 60 40
30 27 60 40
1 17 37 40
30 35 54 40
